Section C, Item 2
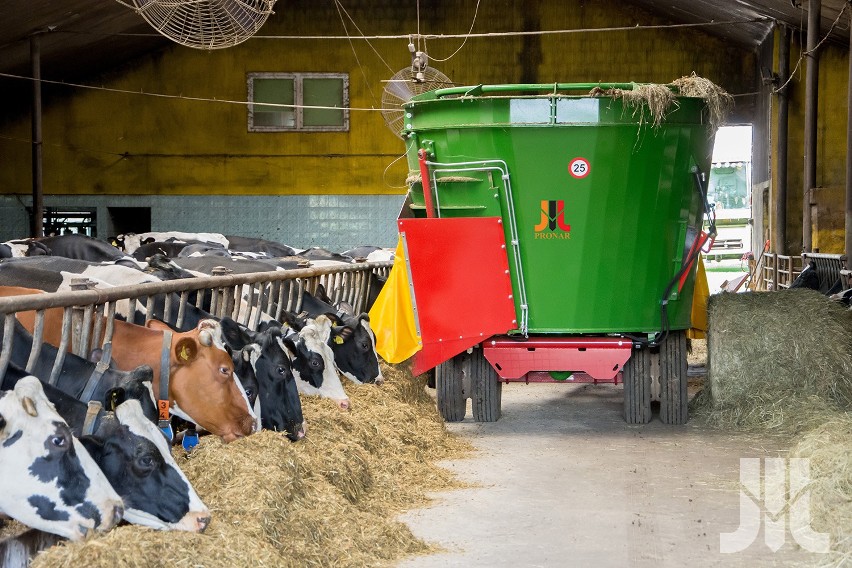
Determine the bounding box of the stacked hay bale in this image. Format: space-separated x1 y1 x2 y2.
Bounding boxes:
695 289 852 562
31 362 473 568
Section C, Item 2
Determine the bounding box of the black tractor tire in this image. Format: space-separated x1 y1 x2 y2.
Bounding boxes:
471 348 502 422
659 330 689 424
435 355 467 422
623 344 653 424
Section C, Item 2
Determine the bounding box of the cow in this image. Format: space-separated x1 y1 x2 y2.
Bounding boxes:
0 376 124 541
284 288 383 385
35 234 142 268
219 317 305 440
273 315 350 410
1 239 52 258
3 366 210 532
114 232 229 255
223 235 298 258
342 246 395 263
2 286 257 443
131 241 192 261
0 313 159 426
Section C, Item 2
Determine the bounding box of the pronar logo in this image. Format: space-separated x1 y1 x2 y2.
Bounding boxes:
534 200 571 239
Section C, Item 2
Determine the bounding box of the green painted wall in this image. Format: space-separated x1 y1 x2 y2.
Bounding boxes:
0 0 756 200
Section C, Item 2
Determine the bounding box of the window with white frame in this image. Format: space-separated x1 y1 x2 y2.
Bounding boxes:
247 73 349 132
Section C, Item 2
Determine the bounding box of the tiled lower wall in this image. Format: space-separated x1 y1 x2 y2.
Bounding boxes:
0 194 407 251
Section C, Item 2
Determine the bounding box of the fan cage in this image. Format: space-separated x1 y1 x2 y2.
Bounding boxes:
381 67 453 138
131 0 276 49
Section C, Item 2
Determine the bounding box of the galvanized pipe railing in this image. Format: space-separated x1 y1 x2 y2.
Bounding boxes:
0 261 391 381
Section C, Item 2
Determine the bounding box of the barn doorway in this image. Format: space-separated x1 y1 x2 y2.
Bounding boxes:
108 207 151 237
42 207 97 237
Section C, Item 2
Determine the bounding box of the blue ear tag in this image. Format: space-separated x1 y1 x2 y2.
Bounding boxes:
159 420 174 445
182 429 200 451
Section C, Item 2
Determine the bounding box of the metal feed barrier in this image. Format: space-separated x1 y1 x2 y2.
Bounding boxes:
757 252 847 292
0 261 391 384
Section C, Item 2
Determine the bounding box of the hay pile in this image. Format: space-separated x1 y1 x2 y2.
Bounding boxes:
789 413 852 565
693 289 852 561
30 362 473 568
695 289 852 433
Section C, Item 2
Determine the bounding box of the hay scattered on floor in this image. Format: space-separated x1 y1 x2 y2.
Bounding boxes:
692 289 851 561
789 413 852 564
30 362 473 568
694 289 852 434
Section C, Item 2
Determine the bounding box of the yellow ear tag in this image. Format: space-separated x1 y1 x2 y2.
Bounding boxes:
333 335 344 345
109 391 119 411
179 345 191 361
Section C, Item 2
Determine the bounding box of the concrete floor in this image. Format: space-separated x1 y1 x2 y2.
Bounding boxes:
398 382 826 568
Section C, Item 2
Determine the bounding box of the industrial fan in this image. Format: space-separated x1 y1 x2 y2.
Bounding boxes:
381 47 453 138
119 0 276 49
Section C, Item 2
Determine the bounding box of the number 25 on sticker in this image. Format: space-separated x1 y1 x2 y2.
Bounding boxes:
569 157 590 179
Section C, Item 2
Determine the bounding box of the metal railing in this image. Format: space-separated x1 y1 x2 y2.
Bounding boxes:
0 261 392 381
757 252 848 292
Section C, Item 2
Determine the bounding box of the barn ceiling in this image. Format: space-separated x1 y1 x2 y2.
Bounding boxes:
0 0 848 85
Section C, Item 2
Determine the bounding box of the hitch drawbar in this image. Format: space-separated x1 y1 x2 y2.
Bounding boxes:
481 337 633 383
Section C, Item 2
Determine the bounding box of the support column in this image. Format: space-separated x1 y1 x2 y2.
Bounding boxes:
846 10 852 267
30 33 44 238
802 0 821 252
775 25 790 255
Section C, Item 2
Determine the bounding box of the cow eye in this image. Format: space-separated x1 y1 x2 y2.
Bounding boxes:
219 366 230 376
359 341 370 351
309 359 321 369
136 454 155 471
51 435 67 448
276 366 286 375
245 388 254 399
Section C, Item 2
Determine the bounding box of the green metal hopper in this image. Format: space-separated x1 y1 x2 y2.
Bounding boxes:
396 82 719 425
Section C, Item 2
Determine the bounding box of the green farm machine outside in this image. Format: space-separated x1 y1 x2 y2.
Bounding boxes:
392 82 720 424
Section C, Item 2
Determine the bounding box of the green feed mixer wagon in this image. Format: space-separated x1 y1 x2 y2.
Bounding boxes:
387 80 727 425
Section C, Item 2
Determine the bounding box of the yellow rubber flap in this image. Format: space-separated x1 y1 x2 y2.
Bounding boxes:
368 237 422 363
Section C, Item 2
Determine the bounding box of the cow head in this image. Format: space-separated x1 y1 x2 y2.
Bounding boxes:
80 399 210 532
106 364 158 424
287 315 350 410
147 319 257 443
0 376 124 540
328 313 383 385
220 318 305 442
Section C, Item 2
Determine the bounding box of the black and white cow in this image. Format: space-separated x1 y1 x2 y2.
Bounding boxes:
2 367 211 532
1 239 52 258
276 315 349 409
284 288 383 385
220 318 305 440
0 376 124 540
223 235 298 258
0 317 159 425
115 232 230 255
34 234 142 268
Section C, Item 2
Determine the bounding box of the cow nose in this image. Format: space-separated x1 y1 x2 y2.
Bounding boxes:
338 399 350 411
375 376 385 385
111 503 125 527
197 515 211 532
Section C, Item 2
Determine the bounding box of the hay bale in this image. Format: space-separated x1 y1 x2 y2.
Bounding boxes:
789 413 852 564
30 362 473 568
695 289 852 433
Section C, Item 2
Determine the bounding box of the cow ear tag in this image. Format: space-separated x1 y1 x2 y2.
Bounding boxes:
333 335 344 345
109 390 120 411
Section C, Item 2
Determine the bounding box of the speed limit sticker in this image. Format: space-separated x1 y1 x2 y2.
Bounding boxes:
569 157 590 179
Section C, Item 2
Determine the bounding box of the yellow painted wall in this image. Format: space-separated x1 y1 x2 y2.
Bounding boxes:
0 0 756 198
770 30 849 254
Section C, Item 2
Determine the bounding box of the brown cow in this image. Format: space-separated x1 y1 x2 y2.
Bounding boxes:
1 286 256 442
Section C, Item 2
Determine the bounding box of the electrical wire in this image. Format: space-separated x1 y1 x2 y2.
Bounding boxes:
334 0 380 108
333 1 395 74
427 0 482 62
